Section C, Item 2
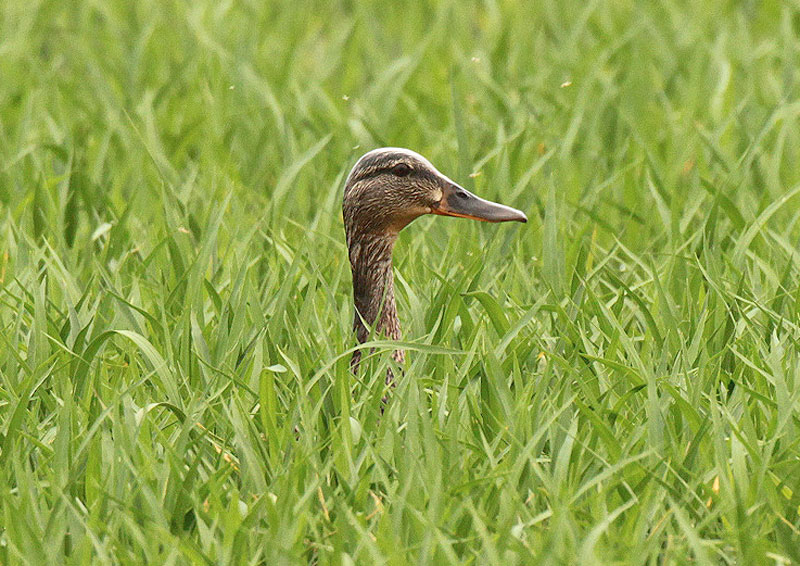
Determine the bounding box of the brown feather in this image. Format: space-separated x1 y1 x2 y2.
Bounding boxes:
342 147 526 384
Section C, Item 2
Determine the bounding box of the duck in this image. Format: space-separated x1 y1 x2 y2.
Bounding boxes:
343 147 527 377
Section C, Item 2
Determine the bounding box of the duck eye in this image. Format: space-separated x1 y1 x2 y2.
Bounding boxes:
391 163 412 177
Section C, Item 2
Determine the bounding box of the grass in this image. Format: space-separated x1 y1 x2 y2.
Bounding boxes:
1 0 800 563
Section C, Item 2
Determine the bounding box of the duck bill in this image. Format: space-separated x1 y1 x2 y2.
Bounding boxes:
432 182 527 223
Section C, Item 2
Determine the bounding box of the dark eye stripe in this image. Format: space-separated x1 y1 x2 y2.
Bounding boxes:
391 163 412 176
351 156 416 183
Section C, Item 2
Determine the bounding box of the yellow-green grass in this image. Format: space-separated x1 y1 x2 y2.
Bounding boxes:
1 1 800 564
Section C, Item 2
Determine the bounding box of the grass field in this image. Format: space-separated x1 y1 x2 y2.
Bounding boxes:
2 0 800 564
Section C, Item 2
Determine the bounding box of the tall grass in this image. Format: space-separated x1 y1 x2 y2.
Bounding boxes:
1 0 800 563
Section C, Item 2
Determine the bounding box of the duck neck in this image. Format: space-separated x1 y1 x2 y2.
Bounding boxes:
347 231 402 345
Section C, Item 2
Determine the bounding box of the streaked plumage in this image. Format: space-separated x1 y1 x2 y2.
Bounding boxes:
343 147 526 376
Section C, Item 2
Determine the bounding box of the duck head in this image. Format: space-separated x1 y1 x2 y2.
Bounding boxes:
343 147 527 239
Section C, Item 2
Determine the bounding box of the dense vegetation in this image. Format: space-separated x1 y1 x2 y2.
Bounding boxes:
2 1 800 563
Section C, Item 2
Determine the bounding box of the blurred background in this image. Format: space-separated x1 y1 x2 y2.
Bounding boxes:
3 0 799 256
